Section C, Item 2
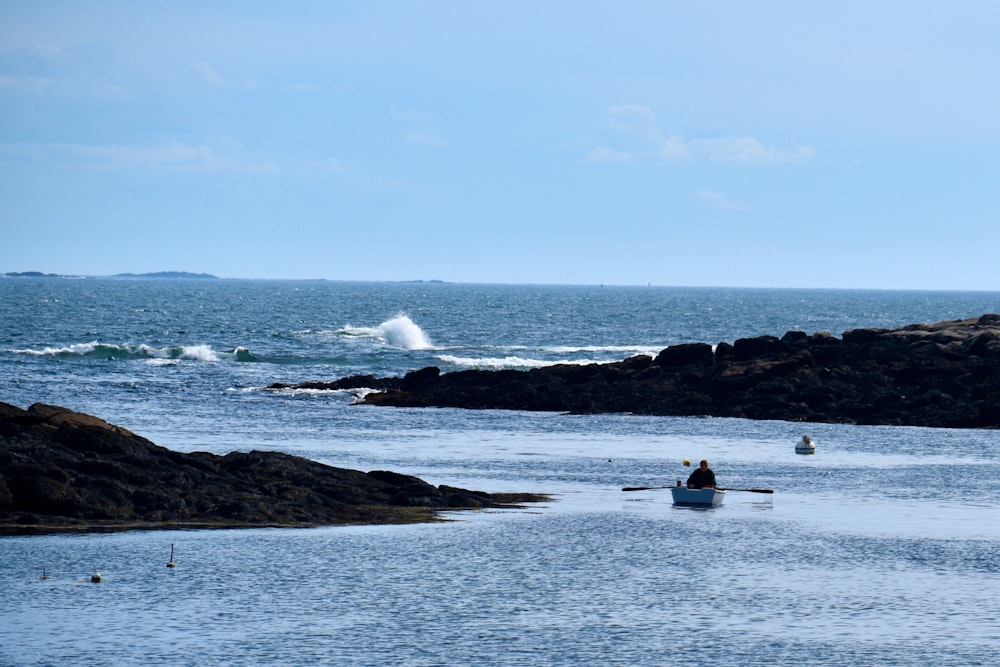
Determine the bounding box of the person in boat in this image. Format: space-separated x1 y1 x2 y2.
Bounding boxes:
686 460 716 489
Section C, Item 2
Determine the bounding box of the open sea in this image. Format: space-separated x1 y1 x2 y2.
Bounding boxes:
1 278 999 667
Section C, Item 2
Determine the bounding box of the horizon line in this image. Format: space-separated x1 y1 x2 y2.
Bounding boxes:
3 271 999 293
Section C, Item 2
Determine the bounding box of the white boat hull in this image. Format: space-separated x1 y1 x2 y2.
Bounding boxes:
670 487 726 507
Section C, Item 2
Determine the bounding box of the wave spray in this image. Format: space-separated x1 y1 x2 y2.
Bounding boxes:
377 314 432 350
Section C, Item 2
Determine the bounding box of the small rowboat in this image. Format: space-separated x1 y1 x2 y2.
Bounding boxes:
671 486 726 507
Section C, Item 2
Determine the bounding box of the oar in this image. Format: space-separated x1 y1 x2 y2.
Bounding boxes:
622 485 673 492
622 485 774 494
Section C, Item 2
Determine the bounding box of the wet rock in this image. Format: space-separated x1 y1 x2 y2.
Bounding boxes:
300 315 1000 429
0 403 548 534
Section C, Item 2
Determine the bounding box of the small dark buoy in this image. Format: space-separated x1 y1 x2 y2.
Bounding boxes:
91 569 102 583
166 543 176 568
40 568 49 581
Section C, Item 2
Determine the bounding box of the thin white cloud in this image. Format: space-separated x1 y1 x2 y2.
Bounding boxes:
391 108 445 147
697 189 749 212
196 62 227 87
326 157 345 174
0 74 52 93
196 63 259 92
586 105 814 166
310 157 345 174
3 141 276 174
0 72 125 99
582 146 636 163
601 105 662 141
691 137 815 165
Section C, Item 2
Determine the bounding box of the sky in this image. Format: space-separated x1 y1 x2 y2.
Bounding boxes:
1 1 999 289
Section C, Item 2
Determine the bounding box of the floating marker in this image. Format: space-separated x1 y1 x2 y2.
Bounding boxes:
91 569 102 583
166 543 176 568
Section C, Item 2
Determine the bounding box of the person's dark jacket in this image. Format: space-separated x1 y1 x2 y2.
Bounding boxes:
687 468 716 489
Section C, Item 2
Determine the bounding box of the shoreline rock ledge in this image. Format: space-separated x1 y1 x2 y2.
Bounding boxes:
0 403 548 534
280 315 1000 429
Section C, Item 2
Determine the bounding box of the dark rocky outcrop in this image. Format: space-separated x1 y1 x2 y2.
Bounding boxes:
0 403 547 534
282 315 1000 429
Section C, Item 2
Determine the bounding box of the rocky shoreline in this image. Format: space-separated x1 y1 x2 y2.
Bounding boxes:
273 315 1000 429
0 403 548 534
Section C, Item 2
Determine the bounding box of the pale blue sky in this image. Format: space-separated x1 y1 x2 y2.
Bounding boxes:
2 2 998 289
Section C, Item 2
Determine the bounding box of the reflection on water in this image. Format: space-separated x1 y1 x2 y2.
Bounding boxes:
3 412 999 667
3 445 999 667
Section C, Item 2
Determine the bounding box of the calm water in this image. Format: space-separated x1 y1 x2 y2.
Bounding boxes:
2 279 999 666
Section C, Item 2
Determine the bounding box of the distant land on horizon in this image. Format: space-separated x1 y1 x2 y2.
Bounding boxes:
3 273 1000 292
1 272 450 283
3 271 219 280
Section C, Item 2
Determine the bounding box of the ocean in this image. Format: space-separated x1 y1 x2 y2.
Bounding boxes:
1 278 999 666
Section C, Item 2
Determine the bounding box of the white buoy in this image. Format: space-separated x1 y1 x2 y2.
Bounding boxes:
795 435 816 455
166 543 176 568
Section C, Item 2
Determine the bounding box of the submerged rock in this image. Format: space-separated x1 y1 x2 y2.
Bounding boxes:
286 315 1000 429
0 403 547 534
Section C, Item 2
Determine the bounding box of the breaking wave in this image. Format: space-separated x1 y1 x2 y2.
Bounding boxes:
435 343 661 370
435 354 594 369
10 341 258 363
544 344 662 356
339 314 432 350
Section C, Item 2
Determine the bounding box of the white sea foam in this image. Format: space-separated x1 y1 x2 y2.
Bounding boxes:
13 341 106 356
434 343 660 370
436 354 598 369
545 344 662 356
339 314 432 350
177 344 220 362
378 314 432 349
263 385 361 399
232 346 257 362
12 340 228 362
